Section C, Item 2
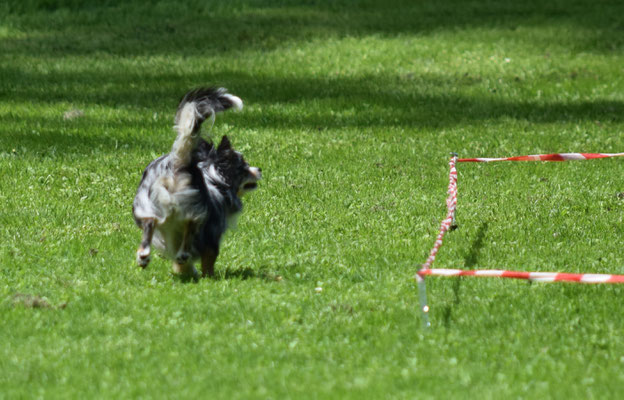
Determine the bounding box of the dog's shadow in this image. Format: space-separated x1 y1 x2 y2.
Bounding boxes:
171 265 280 283
218 265 286 282
217 266 258 281
170 266 255 283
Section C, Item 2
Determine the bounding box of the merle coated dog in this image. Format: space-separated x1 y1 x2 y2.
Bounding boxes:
132 88 261 279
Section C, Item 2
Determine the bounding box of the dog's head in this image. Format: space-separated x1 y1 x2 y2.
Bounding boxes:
215 136 261 196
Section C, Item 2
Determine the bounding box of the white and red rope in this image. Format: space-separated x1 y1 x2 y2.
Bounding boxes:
419 154 458 272
459 152 624 163
416 152 624 285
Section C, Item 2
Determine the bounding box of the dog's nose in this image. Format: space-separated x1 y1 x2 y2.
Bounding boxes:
249 167 262 179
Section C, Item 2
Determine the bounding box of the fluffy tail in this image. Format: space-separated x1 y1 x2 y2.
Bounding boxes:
171 87 243 170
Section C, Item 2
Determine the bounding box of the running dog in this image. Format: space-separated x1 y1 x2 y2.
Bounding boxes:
132 88 261 279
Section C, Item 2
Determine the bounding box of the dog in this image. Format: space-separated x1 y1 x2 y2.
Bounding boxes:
132 87 261 279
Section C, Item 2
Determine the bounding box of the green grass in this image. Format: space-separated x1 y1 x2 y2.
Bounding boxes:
1 0 624 398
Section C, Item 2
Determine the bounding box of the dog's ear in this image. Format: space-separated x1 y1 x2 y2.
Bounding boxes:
218 135 232 152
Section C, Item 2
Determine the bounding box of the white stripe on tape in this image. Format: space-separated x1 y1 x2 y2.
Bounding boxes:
580 274 612 283
474 270 505 277
528 272 557 282
430 269 463 276
560 153 587 160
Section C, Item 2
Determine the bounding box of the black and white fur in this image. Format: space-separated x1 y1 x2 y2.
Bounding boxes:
132 88 261 279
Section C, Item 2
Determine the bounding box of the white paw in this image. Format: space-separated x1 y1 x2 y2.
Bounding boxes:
137 247 151 268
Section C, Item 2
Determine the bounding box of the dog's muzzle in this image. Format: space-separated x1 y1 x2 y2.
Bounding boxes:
242 167 262 191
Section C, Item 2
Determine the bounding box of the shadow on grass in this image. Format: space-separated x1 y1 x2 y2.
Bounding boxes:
464 222 489 270
170 266 275 283
2 0 624 151
2 0 623 56
218 266 257 281
3 69 624 152
213 265 282 282
442 222 489 327
3 115 167 154
5 66 624 118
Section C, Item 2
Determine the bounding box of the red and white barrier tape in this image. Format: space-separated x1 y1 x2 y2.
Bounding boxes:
416 152 624 285
419 269 624 284
459 152 624 163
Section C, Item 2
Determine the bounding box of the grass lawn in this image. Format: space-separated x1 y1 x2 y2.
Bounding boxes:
1 0 623 398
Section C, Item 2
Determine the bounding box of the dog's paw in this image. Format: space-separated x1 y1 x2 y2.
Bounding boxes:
172 262 199 282
175 251 191 264
136 248 151 268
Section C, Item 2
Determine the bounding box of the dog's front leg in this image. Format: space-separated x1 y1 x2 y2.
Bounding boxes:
136 218 155 268
201 248 218 278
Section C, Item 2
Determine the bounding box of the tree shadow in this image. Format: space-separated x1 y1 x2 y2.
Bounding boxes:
2 0 624 151
2 0 623 56
4 68 623 134
3 115 166 154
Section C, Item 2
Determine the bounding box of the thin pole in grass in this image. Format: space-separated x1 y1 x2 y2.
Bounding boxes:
415 274 431 328
416 153 459 329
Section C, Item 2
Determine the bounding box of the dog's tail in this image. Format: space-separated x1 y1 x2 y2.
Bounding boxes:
171 87 243 170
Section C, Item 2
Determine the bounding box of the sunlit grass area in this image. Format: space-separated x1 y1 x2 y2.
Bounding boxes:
1 1 623 398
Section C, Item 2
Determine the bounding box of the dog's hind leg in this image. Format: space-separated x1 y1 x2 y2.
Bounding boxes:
175 221 193 265
137 218 155 268
201 248 219 278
